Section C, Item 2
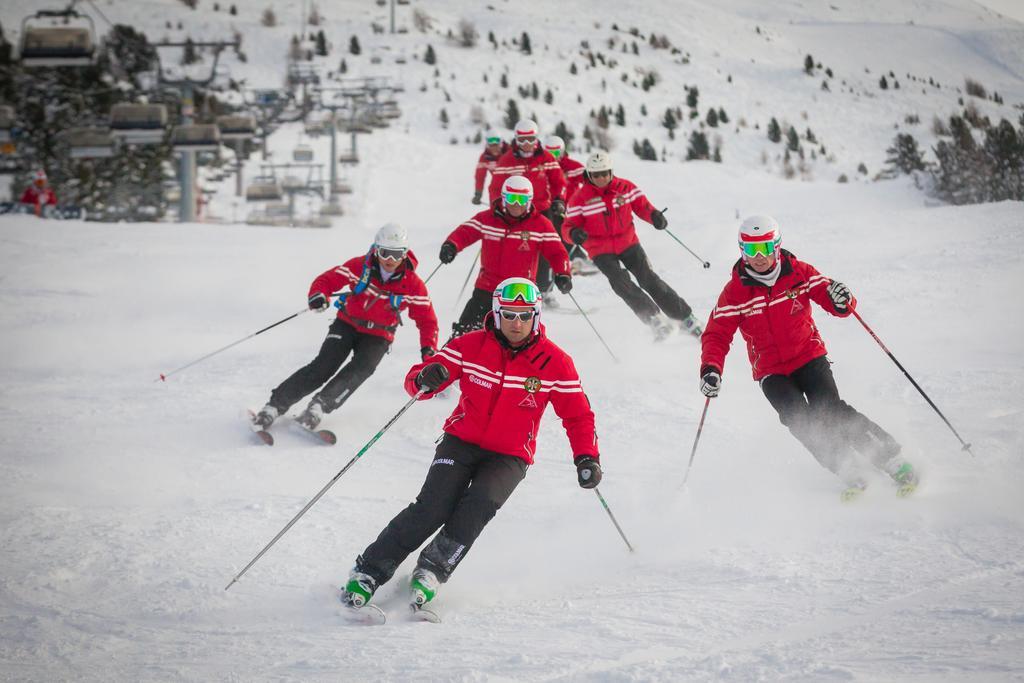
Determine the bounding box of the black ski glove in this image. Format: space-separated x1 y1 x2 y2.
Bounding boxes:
554 274 573 294
308 292 329 312
415 362 449 392
570 227 588 245
472 190 482 205
700 369 721 398
827 280 852 312
551 198 567 217
575 456 602 489
651 210 668 230
439 241 458 264
421 347 437 361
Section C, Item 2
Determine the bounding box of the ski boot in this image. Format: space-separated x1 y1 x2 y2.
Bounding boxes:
410 567 440 607
680 314 704 338
295 400 325 431
341 570 378 609
889 462 919 497
252 404 279 429
647 314 673 342
840 480 868 503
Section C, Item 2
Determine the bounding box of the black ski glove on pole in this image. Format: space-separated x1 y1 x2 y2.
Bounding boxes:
308 292 329 312
416 362 449 392
575 456 602 489
570 227 588 245
554 274 573 294
650 210 668 230
439 241 458 264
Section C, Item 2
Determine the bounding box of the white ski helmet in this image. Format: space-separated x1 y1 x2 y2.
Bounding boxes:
485 129 503 145
543 135 565 159
586 150 613 174
737 215 782 259
491 276 542 329
500 175 534 209
374 222 408 250
513 119 539 141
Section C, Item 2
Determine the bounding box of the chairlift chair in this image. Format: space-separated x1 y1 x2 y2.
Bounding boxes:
109 103 168 144
172 124 221 152
66 127 114 159
0 106 14 144
245 177 283 202
216 114 257 141
18 9 97 67
292 144 313 162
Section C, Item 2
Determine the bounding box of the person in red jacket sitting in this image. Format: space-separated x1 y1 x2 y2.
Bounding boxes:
440 174 572 339
699 215 919 499
563 150 702 340
251 223 439 431
19 169 58 215
472 129 507 205
488 119 567 296
340 277 600 613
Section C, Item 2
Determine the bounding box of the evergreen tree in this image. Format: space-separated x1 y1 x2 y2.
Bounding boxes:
615 103 625 126
883 133 926 175
663 108 677 139
504 99 520 129
804 54 814 75
544 89 553 105
261 7 277 26
349 35 361 55
500 73 508 88
687 131 710 160
424 44 436 65
718 107 728 123
229 4 237 15
339 58 347 73
182 38 199 65
767 117 781 143
786 126 800 152
879 75 888 90
521 31 532 54
983 118 1024 201
530 82 539 99
686 86 699 109
638 138 658 160
569 62 577 75
315 30 328 57
640 103 647 116
596 106 609 129
554 121 575 149
706 108 719 127
439 108 449 128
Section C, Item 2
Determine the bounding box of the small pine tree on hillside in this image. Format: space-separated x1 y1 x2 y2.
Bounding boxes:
439 108 449 129
339 58 347 73
804 54 814 75
544 89 553 105
424 45 436 65
521 32 532 55
767 117 781 143
554 121 575 149
686 86 699 109
883 133 926 175
315 31 328 57
569 62 577 75
229 4 237 15
596 106 610 129
349 35 361 55
500 73 508 88
261 7 276 27
530 82 539 99
687 131 710 160
663 108 677 139
706 108 719 127
786 126 800 152
504 99 520 129
615 103 625 126
879 75 888 90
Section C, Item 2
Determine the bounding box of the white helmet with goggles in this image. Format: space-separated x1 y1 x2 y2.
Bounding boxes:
543 135 565 159
485 129 503 145
374 222 408 261
738 215 782 260
585 150 613 175
501 175 534 210
491 277 542 328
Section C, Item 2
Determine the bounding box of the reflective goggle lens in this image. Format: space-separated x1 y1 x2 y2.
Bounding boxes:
547 147 562 159
741 241 776 258
503 191 531 206
499 309 536 322
497 281 540 305
517 135 538 144
486 136 501 145
377 247 407 261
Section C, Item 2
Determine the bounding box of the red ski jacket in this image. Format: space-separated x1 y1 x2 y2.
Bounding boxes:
700 251 855 381
19 186 57 207
444 205 570 292
487 147 566 212
404 319 598 464
559 155 586 203
563 176 656 258
308 250 439 348
474 143 508 193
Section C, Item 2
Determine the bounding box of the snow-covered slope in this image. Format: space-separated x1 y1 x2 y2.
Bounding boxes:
2 121 1023 679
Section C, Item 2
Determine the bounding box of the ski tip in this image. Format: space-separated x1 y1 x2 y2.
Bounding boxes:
318 430 338 445
256 431 274 446
409 604 442 623
342 603 387 625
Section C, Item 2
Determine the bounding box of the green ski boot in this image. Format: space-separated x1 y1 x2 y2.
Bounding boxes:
891 462 919 497
840 482 868 503
410 568 440 607
341 571 377 609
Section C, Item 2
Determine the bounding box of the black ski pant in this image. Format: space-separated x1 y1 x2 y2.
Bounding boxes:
760 355 901 482
356 434 528 585
452 287 493 339
535 207 573 294
268 318 389 414
592 243 692 323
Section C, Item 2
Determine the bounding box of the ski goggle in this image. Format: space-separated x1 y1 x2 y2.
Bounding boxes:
376 246 407 261
516 135 538 145
740 240 778 258
486 136 502 145
546 147 563 159
498 308 536 322
496 281 540 306
503 191 532 206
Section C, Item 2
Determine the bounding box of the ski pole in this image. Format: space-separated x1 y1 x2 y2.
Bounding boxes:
421 262 443 286
593 487 634 553
660 208 710 269
157 308 309 382
452 248 481 314
225 389 427 591
567 292 619 363
682 397 711 486
851 309 974 456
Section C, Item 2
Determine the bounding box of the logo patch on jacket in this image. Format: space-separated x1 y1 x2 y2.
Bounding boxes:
518 231 531 251
468 374 494 389
518 393 539 409
523 376 541 393
790 298 804 314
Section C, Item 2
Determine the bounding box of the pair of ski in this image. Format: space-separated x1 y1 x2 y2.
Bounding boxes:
840 480 918 502
343 601 440 626
246 410 336 446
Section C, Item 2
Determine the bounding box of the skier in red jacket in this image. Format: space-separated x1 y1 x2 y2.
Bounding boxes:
488 119 567 296
340 277 600 613
543 134 597 276
563 150 702 340
699 215 919 499
19 169 58 215
251 223 439 432
440 174 572 338
472 129 507 205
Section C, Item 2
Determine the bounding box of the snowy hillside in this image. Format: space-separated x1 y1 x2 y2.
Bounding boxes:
2 125 1024 679
2 1 1024 681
